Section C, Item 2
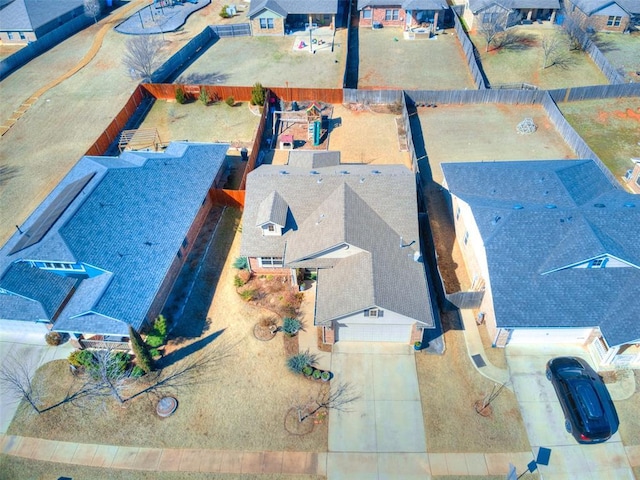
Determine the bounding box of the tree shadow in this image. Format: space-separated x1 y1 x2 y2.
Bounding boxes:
177 72 229 85
495 31 537 51
592 36 620 54
0 164 20 187
158 328 226 369
344 10 359 88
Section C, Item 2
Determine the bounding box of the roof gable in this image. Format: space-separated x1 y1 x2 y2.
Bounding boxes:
256 191 289 227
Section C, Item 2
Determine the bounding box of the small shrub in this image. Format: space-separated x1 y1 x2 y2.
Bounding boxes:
234 274 245 287
312 369 322 380
68 349 95 368
149 348 161 358
321 371 331 381
287 350 317 374
219 4 231 18
233 256 248 270
199 87 211 105
302 365 313 376
107 352 131 378
238 269 251 284
225 96 235 107
153 315 168 338
239 289 256 301
175 87 186 104
259 316 277 328
146 334 164 348
250 82 265 106
282 317 302 337
131 365 145 378
45 331 63 346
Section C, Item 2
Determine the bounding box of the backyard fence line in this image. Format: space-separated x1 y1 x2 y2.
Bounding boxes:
539 92 619 186
404 89 548 104
567 27 625 84
209 23 251 37
453 10 488 90
547 83 640 102
239 90 271 190
0 14 93 81
211 189 245 208
151 26 216 84
343 89 403 104
269 87 344 103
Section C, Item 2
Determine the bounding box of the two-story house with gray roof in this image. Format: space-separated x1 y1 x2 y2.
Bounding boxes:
442 159 640 368
241 151 437 344
0 142 229 348
248 0 339 35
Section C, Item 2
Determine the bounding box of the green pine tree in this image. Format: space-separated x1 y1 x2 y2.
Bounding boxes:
129 326 153 374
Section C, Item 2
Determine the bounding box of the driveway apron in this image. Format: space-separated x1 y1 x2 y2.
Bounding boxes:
327 343 429 479
506 344 634 480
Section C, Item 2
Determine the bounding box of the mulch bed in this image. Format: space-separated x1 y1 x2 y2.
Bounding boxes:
253 323 277 341
283 334 299 356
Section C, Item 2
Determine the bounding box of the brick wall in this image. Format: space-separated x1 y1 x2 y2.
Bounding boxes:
410 323 423 344
360 7 407 28
248 257 291 276
251 17 285 36
565 2 629 32
323 325 335 344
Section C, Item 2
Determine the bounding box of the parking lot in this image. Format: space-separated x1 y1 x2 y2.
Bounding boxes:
506 344 635 479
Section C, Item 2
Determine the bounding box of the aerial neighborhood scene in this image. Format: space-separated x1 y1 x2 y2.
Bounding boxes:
0 0 639 478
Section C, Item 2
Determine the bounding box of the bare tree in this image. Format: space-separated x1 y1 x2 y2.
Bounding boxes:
84 0 101 23
291 382 360 423
541 34 563 69
561 7 593 51
478 10 511 52
122 35 165 82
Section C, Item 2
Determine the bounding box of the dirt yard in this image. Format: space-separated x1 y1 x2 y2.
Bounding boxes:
558 98 640 180
417 103 577 184
8 209 328 452
357 27 476 90
472 26 609 89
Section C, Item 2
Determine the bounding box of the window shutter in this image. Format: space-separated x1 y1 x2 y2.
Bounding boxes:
364 309 370 317
378 310 384 317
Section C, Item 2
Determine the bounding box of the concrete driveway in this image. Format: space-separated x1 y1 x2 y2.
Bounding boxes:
506 344 634 479
327 343 429 479
0 331 74 433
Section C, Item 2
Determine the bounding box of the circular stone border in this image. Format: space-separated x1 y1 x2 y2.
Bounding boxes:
253 323 277 341
157 396 178 417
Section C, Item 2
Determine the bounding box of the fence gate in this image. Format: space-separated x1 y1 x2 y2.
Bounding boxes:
210 23 251 37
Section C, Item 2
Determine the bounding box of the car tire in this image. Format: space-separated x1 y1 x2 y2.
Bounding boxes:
565 419 572 433
546 369 551 380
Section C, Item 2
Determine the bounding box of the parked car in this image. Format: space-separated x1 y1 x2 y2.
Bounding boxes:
546 357 619 444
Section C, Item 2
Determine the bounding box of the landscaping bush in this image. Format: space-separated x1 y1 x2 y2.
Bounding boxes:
233 256 249 270
131 365 146 378
219 5 231 18
153 315 168 339
68 349 95 368
199 87 211 105
312 369 322 380
239 289 256 301
175 87 186 104
44 331 63 346
149 348 161 358
103 352 131 379
287 350 317 374
145 334 164 348
129 325 153 373
250 82 266 106
259 316 277 328
282 317 302 337
225 96 235 107
302 365 313 376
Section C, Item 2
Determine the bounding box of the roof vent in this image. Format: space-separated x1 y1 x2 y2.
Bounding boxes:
279 170 289 175
624 202 636 208
339 170 349 175
491 215 501 225
371 170 381 175
543 190 549 196
359 177 365 183
594 203 605 208
310 170 320 175
545 204 557 209
317 177 323 184
513 204 524 210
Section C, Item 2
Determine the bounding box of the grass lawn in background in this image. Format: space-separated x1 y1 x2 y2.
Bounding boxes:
472 26 608 89
593 31 640 83
558 98 640 180
176 32 346 88
357 28 475 89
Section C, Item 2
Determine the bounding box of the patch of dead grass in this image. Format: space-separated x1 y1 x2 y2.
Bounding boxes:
417 314 530 453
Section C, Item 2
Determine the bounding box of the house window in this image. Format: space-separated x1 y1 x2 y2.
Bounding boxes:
636 175 640 187
363 9 371 19
19 32 26 40
182 238 189 249
385 9 399 21
463 231 469 245
260 18 274 29
268 224 275 232
37 261 84 272
7 32 13 40
607 16 622 26
456 206 461 220
259 256 283 268
588 258 608 268
364 308 384 317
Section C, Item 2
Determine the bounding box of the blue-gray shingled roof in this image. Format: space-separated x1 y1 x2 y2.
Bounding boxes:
241 161 435 328
570 0 635 15
467 0 560 13
357 0 447 10
249 0 338 17
0 0 85 33
256 191 289 227
442 160 640 347
0 142 228 336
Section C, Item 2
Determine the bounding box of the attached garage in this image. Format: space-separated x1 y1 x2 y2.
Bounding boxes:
335 322 413 342
507 328 594 345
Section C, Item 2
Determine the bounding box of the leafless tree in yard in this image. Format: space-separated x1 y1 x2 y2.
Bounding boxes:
122 35 165 81
291 382 360 423
478 10 510 52
84 0 101 23
561 7 593 51
541 34 576 70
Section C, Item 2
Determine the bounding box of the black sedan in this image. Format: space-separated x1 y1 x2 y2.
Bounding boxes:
546 356 619 444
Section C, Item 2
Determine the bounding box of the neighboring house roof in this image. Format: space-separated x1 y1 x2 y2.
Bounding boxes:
357 0 447 10
256 191 289 227
248 0 338 18
570 0 633 16
0 0 85 33
468 0 560 14
287 150 341 169
0 142 229 336
442 160 640 347
241 159 435 328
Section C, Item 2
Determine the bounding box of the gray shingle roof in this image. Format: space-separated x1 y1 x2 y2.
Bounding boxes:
256 191 289 227
0 0 85 33
249 0 338 18
570 0 634 15
287 150 341 169
357 0 448 10
242 160 435 328
467 0 560 14
0 142 228 336
442 160 640 347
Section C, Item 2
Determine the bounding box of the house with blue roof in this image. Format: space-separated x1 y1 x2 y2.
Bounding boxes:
564 0 638 32
442 160 640 368
248 0 339 35
463 0 560 31
241 151 438 345
0 142 229 348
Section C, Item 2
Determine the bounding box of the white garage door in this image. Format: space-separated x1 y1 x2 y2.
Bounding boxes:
508 328 594 345
336 323 412 342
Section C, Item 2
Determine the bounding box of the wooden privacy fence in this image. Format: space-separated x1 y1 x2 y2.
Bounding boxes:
453 10 487 90
548 83 640 103
343 89 403 104
239 90 271 190
211 189 245 208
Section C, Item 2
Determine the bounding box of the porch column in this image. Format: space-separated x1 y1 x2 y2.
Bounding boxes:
331 13 335 30
309 14 313 28
550 10 556 23
432 12 439 33
601 345 620 366
527 10 533 20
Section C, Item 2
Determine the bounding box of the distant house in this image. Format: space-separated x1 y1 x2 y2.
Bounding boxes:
563 0 636 32
241 151 437 344
623 158 640 193
248 0 338 36
357 0 449 31
0 143 229 349
0 0 87 44
463 0 560 31
443 160 640 368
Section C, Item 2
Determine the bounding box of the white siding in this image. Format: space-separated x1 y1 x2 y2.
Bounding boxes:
508 328 594 345
333 307 416 342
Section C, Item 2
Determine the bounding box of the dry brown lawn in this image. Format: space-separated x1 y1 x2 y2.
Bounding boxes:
616 370 640 447
7 209 328 452
417 312 530 453
417 104 577 184
0 455 324 480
